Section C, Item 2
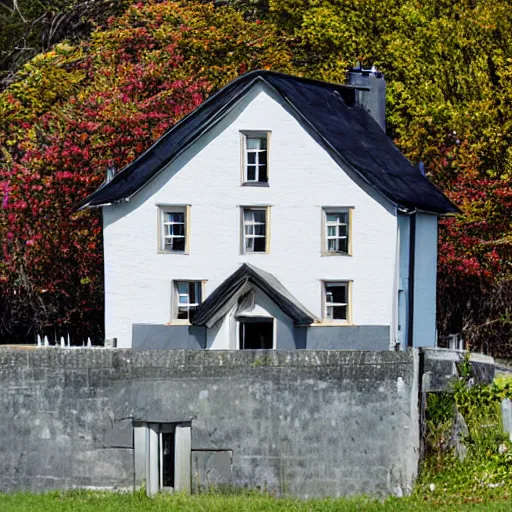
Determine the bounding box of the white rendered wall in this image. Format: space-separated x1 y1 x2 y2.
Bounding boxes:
103 83 398 347
412 213 438 347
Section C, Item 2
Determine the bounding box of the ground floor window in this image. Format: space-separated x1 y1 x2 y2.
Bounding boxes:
323 281 351 323
173 281 204 322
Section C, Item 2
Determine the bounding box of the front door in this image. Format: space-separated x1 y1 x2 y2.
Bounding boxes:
239 318 274 349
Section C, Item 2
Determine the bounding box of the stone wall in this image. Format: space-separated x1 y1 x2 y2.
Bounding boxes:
0 348 421 497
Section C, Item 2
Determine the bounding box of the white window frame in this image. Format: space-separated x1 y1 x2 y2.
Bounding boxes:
172 280 204 324
322 281 352 324
241 131 270 185
322 207 353 256
157 205 190 254
241 206 270 254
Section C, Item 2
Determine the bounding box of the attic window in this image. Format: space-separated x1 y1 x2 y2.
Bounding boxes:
241 132 269 185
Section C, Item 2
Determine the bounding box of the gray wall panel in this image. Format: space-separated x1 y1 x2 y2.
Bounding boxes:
306 326 390 350
132 325 206 349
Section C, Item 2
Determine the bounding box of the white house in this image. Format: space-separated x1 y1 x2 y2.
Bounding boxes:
77 68 458 350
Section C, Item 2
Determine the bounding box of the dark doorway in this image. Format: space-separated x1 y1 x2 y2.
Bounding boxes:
239 318 273 349
161 431 175 488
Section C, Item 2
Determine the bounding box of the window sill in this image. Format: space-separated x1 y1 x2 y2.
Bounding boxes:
241 182 269 187
313 321 355 327
157 250 189 255
166 320 191 326
321 251 352 257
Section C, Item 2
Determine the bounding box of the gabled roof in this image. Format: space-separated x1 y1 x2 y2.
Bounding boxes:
192 263 317 327
76 70 458 214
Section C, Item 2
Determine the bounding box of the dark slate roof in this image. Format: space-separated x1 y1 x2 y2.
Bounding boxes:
76 70 458 214
192 263 317 327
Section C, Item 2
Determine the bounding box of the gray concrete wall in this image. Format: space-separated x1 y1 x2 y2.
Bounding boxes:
275 319 296 349
305 326 390 350
132 323 389 350
421 348 495 392
132 324 206 349
0 348 419 497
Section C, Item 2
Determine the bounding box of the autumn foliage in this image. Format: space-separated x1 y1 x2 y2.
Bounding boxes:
0 1 292 343
0 0 511 354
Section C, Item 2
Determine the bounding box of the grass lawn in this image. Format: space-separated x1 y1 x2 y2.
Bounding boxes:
1 490 512 512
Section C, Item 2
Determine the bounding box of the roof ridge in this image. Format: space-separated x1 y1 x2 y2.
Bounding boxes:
75 70 459 214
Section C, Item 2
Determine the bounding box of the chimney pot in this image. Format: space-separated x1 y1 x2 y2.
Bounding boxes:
105 165 116 183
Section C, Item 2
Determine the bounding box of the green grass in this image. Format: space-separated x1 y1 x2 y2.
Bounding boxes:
1 489 512 512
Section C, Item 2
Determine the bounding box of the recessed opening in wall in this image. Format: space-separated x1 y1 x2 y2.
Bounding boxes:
134 421 191 496
160 426 175 489
238 317 273 349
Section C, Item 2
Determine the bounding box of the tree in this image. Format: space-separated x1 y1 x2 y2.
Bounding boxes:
266 0 512 355
0 0 129 88
2 0 511 354
0 0 292 343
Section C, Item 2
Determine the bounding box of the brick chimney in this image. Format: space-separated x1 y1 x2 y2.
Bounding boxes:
346 63 386 132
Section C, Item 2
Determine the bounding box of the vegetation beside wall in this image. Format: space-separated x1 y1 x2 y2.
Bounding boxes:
416 371 512 504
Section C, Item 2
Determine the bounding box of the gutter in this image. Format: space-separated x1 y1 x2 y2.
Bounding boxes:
407 212 417 348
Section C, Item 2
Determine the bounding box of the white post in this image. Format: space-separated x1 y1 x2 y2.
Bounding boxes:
37 334 42 347
175 425 192 494
146 424 160 497
502 399 512 441
134 424 148 490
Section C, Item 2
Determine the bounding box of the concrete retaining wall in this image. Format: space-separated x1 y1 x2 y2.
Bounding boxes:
0 348 420 497
421 348 495 392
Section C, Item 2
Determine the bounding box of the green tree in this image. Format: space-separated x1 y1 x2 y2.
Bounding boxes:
267 0 512 354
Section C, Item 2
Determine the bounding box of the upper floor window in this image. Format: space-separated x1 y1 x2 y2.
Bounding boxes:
242 132 269 185
158 205 189 253
173 281 203 322
323 281 351 323
323 208 352 255
242 207 269 253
